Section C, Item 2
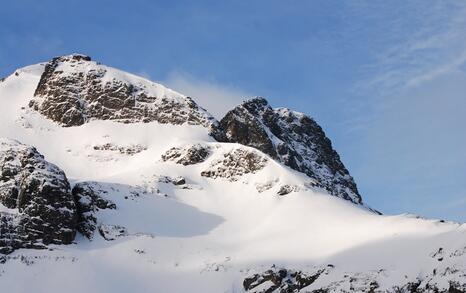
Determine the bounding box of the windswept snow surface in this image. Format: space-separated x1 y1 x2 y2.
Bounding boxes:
0 62 465 292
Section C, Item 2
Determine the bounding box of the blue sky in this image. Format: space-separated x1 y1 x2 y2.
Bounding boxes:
1 0 465 222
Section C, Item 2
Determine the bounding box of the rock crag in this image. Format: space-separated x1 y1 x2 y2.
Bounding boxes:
212 97 361 204
0 139 77 254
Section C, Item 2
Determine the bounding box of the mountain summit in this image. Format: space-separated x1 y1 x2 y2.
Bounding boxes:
30 54 215 127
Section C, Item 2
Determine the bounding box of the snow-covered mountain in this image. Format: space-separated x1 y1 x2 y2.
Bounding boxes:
0 54 465 292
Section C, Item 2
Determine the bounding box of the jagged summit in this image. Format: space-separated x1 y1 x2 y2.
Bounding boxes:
212 97 362 204
29 54 216 127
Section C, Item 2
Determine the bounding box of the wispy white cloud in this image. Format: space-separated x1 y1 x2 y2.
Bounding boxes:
341 1 466 222
361 1 466 93
405 50 466 87
341 1 466 134
136 71 153 81
3 34 65 56
163 71 251 119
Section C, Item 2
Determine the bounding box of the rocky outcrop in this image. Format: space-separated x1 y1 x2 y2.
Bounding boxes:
244 263 466 293
276 184 299 196
0 138 77 254
30 54 216 128
72 182 116 239
243 266 327 292
93 143 147 155
201 148 268 181
162 144 211 165
212 97 362 204
98 224 128 241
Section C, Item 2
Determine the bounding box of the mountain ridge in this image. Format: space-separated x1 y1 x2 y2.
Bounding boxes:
25 53 364 206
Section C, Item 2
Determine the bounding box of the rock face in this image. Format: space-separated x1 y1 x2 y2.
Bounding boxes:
212 97 362 204
72 182 116 239
201 148 268 181
243 266 327 292
243 265 466 293
162 144 211 165
0 139 77 254
98 224 128 241
30 54 216 127
93 143 147 155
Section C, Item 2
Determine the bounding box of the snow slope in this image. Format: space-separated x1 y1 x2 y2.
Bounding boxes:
0 59 465 292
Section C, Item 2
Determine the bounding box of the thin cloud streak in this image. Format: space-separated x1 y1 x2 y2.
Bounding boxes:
163 71 251 119
362 1 466 94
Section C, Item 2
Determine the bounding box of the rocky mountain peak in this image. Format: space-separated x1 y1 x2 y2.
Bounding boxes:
29 54 216 127
212 97 362 204
240 96 269 113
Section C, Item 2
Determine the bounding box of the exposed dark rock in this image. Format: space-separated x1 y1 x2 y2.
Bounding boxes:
244 266 466 293
276 184 299 196
93 143 147 155
30 54 215 128
172 176 186 186
98 224 127 241
162 144 211 165
201 148 268 181
212 97 362 204
392 279 466 293
448 282 466 293
0 138 77 254
243 266 326 292
72 182 116 239
155 176 197 192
